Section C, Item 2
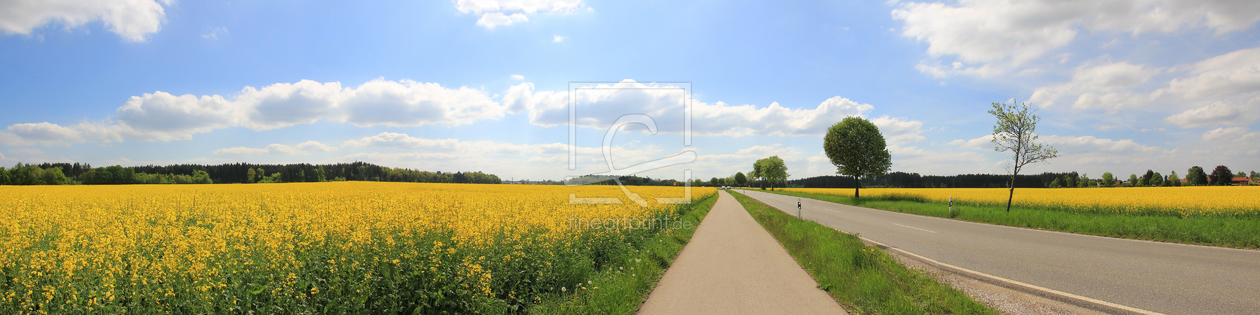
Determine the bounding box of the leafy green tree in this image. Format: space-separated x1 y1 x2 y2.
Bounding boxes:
1048 178 1060 188
734 172 747 187
1168 171 1181 187
1078 173 1090 187
1128 174 1139 187
824 116 892 199
41 167 68 185
1063 175 1075 188
1151 172 1163 186
750 162 764 188
1102 172 1116 187
988 100 1058 211
754 156 789 191
1186 166 1208 186
1209 165 1233 185
246 168 256 183
0 167 8 185
1141 170 1155 186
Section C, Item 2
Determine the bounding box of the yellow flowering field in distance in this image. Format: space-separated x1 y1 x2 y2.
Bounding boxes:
0 182 715 313
784 187 1260 216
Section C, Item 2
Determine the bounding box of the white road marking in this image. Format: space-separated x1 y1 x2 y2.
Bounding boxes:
892 223 937 233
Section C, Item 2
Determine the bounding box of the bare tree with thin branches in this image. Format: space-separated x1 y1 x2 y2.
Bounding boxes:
989 100 1058 212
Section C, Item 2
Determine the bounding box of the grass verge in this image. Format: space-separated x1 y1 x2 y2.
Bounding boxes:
729 191 995 315
751 189 1260 249
527 192 719 314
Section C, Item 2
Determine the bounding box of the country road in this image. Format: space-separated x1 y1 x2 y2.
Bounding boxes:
734 189 1260 315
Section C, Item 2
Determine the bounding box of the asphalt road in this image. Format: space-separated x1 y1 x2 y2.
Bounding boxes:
734 189 1260 315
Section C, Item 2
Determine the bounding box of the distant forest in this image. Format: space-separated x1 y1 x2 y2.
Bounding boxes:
787 172 1081 189
0 161 501 185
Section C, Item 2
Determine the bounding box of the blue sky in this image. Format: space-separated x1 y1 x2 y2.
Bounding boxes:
1 0 1258 181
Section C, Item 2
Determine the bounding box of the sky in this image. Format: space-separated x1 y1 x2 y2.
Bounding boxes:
1 0 1258 182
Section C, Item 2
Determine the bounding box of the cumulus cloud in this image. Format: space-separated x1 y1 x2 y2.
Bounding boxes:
337 132 681 175
213 141 337 156
8 148 45 155
1029 61 1162 111
510 74 525 80
893 0 1260 77
0 0 174 42
503 80 926 139
476 12 527 28
1165 47 1260 99
0 121 128 146
1164 100 1260 128
457 0 582 28
553 35 565 42
1 79 503 146
954 134 1166 155
1201 126 1257 141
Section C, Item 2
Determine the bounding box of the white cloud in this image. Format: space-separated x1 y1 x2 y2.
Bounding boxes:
1 79 504 146
342 132 460 150
476 12 528 28
1164 100 1260 128
1202 126 1257 141
0 0 174 42
457 0 582 29
202 26 227 39
1029 61 1162 111
213 140 337 156
893 0 1260 77
0 121 128 146
1165 47 1260 99
8 148 44 155
871 116 926 144
503 80 924 139
334 132 688 178
553 35 565 42
510 74 525 80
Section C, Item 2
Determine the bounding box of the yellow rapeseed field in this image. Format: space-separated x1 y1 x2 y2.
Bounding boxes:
784 187 1260 216
0 182 714 313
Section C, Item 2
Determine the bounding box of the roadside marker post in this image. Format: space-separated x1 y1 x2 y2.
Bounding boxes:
797 197 802 220
949 196 953 217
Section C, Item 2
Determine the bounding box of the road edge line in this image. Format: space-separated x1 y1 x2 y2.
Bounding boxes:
733 189 1164 315
857 237 1161 315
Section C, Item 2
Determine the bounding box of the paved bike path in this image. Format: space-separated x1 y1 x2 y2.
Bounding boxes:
638 190 846 314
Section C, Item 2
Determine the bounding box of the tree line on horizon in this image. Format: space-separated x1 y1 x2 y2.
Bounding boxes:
0 161 502 185
784 166 1257 189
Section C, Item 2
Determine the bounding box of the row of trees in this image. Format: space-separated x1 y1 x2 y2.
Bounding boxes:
0 161 502 185
786 166 1256 189
1096 165 1255 187
750 156 789 190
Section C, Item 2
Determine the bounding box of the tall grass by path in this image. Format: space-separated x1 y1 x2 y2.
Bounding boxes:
729 191 996 315
528 192 719 314
750 189 1260 249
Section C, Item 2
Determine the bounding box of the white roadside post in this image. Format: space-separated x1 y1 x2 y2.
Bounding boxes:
949 196 953 217
797 197 802 220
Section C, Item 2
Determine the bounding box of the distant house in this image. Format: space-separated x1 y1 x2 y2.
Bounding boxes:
1231 177 1252 186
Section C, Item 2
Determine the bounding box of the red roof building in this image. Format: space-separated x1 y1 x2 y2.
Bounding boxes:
1232 177 1252 186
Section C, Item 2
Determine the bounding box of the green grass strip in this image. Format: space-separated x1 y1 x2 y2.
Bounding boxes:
753 189 1260 249
527 192 719 314
730 191 995 315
